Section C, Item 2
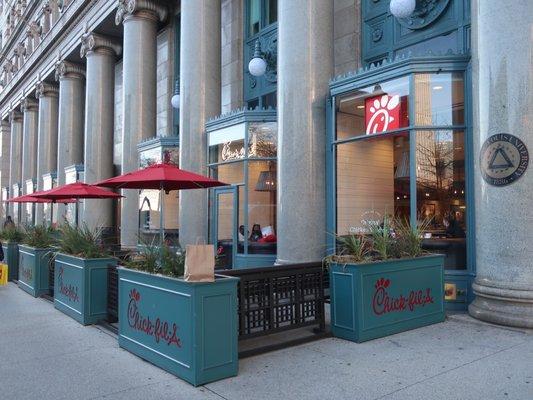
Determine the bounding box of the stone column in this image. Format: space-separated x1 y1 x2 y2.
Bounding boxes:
179 0 221 247
115 0 167 247
469 0 533 328
8 110 23 223
0 119 11 221
55 60 85 223
20 96 39 225
35 82 59 225
80 32 121 232
276 0 333 264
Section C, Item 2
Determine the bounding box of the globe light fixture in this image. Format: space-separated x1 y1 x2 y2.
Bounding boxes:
389 0 416 19
248 40 267 77
171 79 180 109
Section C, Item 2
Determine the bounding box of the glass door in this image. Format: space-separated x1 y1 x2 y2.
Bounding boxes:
212 187 238 269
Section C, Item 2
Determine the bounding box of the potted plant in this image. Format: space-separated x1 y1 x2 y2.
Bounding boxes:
18 225 57 297
0 226 25 281
327 217 445 343
53 223 117 325
117 240 239 386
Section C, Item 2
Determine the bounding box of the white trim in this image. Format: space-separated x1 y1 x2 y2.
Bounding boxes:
55 299 82 315
57 260 84 270
120 334 191 369
18 280 34 291
119 278 191 298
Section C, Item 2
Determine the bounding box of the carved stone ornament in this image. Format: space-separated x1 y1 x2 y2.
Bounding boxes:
20 96 38 112
80 32 122 58
55 60 85 81
9 109 22 123
35 81 59 98
115 0 168 25
396 0 450 30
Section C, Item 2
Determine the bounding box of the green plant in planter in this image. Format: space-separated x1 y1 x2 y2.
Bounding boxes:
127 238 185 278
0 226 25 243
22 225 57 248
57 223 108 258
368 215 397 260
394 217 433 258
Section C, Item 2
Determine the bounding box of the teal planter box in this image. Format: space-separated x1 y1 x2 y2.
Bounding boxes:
2 242 19 281
18 245 53 297
54 253 116 325
118 267 239 386
330 254 445 343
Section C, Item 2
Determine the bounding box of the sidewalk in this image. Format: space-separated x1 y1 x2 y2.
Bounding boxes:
1 282 532 400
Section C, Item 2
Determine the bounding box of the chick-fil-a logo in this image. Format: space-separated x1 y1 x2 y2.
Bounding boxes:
58 266 79 302
372 277 434 316
127 288 182 348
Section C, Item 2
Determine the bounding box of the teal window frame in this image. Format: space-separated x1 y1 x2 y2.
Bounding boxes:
326 55 475 301
245 0 277 38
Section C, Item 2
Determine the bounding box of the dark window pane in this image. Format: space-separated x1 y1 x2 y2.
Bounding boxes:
248 0 261 36
267 0 277 25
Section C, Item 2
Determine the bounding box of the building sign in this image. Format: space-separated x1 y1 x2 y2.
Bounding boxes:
57 266 80 303
372 277 434 316
365 94 401 135
480 133 529 186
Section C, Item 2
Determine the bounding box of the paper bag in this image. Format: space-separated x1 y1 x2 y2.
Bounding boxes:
184 244 215 282
0 263 8 286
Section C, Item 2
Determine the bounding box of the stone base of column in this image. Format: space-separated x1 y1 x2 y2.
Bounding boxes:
469 279 533 329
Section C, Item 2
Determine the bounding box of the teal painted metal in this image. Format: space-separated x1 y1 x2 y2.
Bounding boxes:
117 268 239 386
54 253 116 325
330 254 445 343
2 242 19 281
17 245 53 297
234 253 275 268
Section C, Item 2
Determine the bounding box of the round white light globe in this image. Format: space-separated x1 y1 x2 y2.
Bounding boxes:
248 57 267 77
390 0 416 19
171 93 180 109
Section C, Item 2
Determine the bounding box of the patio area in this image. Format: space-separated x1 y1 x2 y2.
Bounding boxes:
1 282 532 400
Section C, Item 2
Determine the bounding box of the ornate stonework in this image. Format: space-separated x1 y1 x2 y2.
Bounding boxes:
55 60 85 81
35 82 59 98
80 32 122 58
20 96 38 112
115 0 168 25
9 109 23 123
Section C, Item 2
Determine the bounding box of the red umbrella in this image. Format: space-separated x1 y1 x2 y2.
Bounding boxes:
32 182 123 201
7 193 75 203
95 163 228 247
95 163 227 191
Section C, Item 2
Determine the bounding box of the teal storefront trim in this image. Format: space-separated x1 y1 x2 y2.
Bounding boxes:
118 268 239 386
2 242 19 281
330 254 445 343
17 245 53 297
54 253 116 325
327 54 475 310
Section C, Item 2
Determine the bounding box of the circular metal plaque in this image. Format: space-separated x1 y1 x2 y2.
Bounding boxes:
480 133 529 186
397 0 450 30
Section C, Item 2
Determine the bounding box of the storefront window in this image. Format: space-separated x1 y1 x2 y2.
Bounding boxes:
336 76 410 140
333 71 468 271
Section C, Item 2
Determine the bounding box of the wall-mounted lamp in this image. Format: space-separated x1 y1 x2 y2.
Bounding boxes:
248 40 268 77
171 79 180 109
389 0 416 19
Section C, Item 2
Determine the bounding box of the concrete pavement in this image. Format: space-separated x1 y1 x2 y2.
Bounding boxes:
1 282 532 400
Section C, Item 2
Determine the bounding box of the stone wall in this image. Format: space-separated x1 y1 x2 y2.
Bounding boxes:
334 0 361 75
221 0 244 113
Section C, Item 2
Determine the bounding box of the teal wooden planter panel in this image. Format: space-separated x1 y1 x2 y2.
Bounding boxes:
118 267 239 386
18 245 53 297
2 242 19 281
54 253 116 325
330 254 445 343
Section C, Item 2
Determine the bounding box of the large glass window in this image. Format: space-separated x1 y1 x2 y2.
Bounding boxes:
334 71 468 270
247 0 277 37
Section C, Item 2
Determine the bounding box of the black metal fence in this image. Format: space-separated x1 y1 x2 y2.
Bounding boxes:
107 265 119 322
220 262 326 340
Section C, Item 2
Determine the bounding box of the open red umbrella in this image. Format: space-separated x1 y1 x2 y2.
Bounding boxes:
32 182 122 201
7 193 75 204
95 163 227 246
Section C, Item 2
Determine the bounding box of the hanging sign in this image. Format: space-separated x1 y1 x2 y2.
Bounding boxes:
480 133 529 186
365 94 401 134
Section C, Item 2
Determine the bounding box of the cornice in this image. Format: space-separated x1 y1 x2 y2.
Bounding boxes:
55 60 85 80
115 0 168 25
80 31 122 58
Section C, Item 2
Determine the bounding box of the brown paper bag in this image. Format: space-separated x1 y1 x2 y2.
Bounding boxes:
184 244 215 282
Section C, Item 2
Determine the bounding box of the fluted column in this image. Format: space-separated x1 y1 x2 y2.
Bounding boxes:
80 32 121 231
0 119 11 222
276 0 333 263
8 110 23 223
20 96 39 225
179 0 221 247
116 0 168 247
55 60 85 223
469 0 533 328
35 82 59 225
